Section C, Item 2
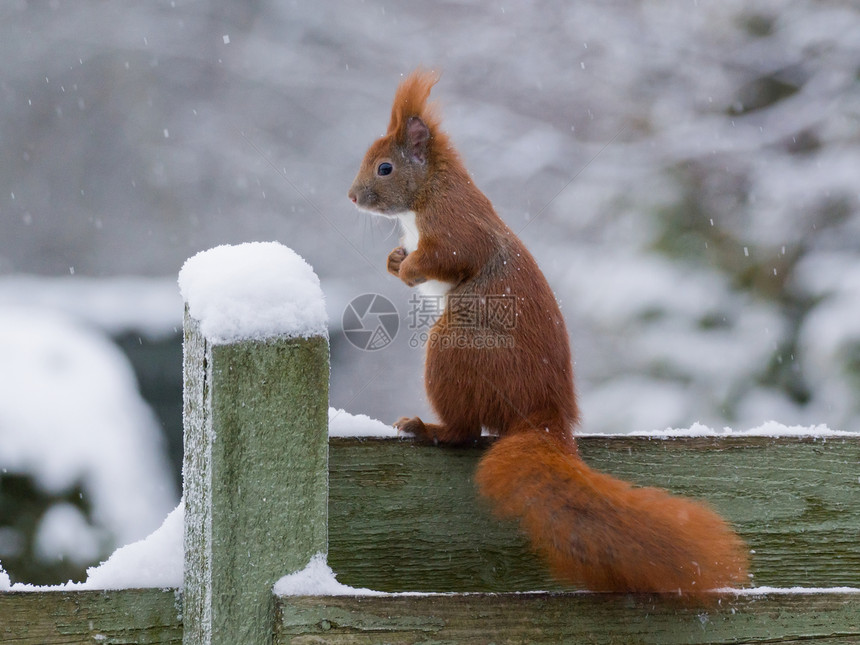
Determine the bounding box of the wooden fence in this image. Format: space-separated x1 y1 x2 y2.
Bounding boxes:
1 309 858 644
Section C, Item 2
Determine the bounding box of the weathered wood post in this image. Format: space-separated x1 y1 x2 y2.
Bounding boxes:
179 242 329 645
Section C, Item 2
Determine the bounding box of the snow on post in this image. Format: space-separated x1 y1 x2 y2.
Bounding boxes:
178 242 329 645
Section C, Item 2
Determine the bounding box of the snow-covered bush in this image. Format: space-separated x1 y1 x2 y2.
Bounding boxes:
0 307 177 584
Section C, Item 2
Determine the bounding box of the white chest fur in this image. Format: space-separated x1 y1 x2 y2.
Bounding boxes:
398 211 421 254
399 212 452 298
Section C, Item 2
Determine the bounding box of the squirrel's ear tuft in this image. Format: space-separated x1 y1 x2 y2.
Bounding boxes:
388 68 442 155
406 117 431 164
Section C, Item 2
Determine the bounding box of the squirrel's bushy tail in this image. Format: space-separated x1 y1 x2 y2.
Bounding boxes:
475 432 748 594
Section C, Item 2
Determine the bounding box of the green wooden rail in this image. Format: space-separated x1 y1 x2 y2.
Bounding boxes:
2 307 858 644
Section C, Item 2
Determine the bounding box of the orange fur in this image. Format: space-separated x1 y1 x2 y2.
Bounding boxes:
349 69 749 596
475 433 748 594
387 68 443 140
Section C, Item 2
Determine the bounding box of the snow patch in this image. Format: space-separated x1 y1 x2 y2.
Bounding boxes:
178 242 327 344
5 501 185 591
582 420 855 438
328 407 398 438
327 409 855 439
274 553 383 596
4 502 184 591
81 501 184 590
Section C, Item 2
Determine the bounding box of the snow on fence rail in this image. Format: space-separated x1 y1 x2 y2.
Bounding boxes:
1 243 859 644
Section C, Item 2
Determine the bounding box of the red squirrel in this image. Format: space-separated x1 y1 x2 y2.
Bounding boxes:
348 69 749 595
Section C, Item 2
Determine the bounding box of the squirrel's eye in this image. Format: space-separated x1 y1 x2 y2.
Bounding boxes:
377 162 393 176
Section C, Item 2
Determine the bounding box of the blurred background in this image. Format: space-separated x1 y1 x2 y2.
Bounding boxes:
1 1 858 584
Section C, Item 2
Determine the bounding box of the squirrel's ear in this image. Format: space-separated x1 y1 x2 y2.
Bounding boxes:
406 116 431 164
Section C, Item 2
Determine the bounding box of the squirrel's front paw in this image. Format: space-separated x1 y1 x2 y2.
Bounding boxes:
387 246 408 277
